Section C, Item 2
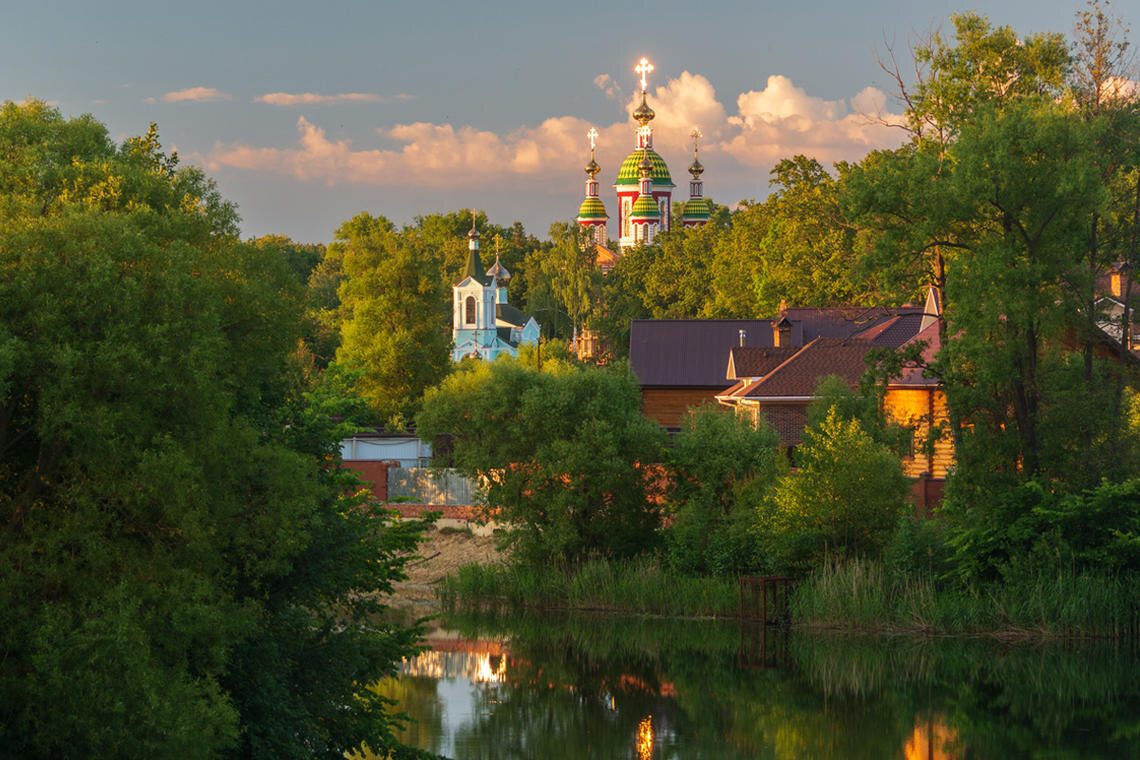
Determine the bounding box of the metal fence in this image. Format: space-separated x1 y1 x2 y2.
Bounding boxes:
387 467 478 506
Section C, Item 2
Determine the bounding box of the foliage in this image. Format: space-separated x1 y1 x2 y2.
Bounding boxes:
665 405 784 576
760 410 909 572
416 356 666 564
0 100 429 759
332 212 452 423
437 558 739 617
947 478 1140 584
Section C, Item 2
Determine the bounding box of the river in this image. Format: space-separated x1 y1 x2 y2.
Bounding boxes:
368 610 1140 759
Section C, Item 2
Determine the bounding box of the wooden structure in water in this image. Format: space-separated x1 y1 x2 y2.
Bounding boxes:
739 575 794 625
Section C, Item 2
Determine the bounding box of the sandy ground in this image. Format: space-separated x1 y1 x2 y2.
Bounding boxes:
389 527 503 606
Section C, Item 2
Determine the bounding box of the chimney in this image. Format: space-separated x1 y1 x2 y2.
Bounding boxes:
772 317 792 347
739 329 746 347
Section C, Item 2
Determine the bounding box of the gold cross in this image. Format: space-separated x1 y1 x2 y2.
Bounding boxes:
635 57 654 91
587 127 598 151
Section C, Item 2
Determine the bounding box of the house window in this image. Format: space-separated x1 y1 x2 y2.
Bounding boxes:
465 296 477 325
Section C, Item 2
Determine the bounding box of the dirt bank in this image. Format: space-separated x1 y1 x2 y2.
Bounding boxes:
388 527 504 606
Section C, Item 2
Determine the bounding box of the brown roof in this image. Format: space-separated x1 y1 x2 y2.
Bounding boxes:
891 320 942 388
630 320 778 387
631 308 926 388
727 346 800 379
735 338 877 398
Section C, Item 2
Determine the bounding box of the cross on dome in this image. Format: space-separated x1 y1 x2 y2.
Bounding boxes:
587 127 599 151
690 127 702 150
635 57 654 92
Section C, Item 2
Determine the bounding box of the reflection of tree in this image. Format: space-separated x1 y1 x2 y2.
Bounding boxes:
366 677 445 757
388 611 1140 759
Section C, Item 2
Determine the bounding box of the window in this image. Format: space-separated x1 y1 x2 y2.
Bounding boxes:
465 296 476 325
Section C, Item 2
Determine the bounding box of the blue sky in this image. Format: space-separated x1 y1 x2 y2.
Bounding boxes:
2 0 1129 243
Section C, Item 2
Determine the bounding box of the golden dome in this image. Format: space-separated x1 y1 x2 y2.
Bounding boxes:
633 92 655 126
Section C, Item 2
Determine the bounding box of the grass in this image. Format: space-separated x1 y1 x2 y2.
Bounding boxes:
793 557 1140 637
439 554 1140 636
437 557 739 618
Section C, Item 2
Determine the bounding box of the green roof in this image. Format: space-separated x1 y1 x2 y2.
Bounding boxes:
630 193 661 219
615 148 674 187
577 196 608 220
682 197 711 219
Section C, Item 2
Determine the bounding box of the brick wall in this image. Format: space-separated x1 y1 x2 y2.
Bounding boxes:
344 460 398 501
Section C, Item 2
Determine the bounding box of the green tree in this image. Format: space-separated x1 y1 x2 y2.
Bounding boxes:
333 212 451 424
761 409 909 572
0 100 429 759
416 356 667 564
666 405 784 576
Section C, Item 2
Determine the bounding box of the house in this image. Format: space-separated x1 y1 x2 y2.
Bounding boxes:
629 304 927 430
714 291 951 511
1095 261 1140 354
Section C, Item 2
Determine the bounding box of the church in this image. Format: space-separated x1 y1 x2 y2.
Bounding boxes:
451 215 541 362
451 56 711 362
575 57 712 253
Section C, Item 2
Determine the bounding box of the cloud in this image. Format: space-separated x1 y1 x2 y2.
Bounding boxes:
721 76 904 166
205 71 906 190
594 74 621 101
151 87 231 103
254 92 413 106
642 71 728 149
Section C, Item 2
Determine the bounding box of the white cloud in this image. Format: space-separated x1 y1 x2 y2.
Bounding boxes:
154 86 231 103
254 92 413 106
594 73 621 100
205 71 906 189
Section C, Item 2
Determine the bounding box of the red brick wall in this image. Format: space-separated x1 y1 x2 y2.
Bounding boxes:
344 460 397 501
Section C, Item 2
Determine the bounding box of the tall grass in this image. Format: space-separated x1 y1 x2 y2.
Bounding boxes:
794 557 1140 637
438 558 739 618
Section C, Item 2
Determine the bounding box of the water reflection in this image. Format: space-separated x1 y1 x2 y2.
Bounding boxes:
372 612 1140 759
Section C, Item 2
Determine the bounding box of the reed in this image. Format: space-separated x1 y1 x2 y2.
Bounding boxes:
438 557 739 618
793 558 1140 637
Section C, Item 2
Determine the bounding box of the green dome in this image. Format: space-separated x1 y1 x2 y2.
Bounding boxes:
630 193 661 219
615 148 674 187
577 196 608 220
682 197 711 219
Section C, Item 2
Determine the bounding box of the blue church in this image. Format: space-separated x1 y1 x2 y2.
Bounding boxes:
451 217 540 362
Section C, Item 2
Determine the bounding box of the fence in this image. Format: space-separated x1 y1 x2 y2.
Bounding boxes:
388 467 478 506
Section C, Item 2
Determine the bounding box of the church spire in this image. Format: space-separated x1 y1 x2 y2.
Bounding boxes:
461 209 487 283
682 128 710 227
576 127 608 245
633 57 655 150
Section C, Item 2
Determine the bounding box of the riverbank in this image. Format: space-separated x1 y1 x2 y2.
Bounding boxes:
434 550 1140 638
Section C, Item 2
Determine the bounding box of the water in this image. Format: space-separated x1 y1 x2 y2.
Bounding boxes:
369 611 1140 759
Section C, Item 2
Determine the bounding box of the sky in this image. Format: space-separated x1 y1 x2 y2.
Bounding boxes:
2 0 1132 244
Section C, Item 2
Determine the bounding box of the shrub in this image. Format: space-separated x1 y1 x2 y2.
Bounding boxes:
760 409 910 572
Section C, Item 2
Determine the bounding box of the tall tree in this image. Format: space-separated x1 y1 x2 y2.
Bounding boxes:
332 212 451 425
0 101 429 759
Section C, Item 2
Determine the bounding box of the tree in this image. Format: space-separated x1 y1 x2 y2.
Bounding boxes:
0 101 429 759
332 212 452 424
761 409 910 572
416 356 667 564
666 405 784 576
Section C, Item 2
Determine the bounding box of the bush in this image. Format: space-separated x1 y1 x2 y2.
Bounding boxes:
665 405 784 576
759 409 910 573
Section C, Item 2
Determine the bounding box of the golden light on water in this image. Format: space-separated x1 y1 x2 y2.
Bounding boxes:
475 653 507 684
400 650 507 683
636 715 653 760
